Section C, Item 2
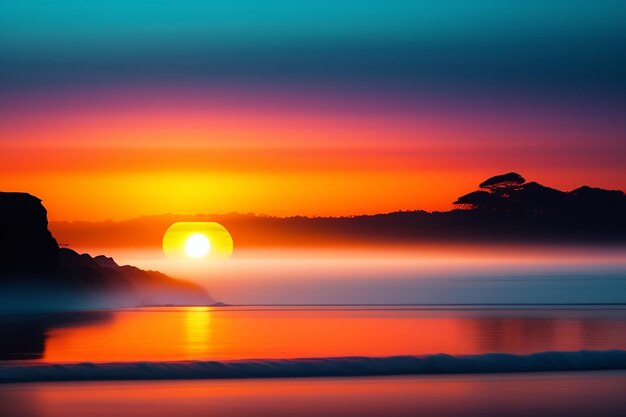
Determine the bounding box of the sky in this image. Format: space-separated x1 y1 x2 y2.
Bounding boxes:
1 1 625 221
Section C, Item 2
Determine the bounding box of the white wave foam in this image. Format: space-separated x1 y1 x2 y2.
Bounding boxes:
1 350 625 383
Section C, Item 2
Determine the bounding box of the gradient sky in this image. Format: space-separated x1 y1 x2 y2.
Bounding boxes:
1 1 625 221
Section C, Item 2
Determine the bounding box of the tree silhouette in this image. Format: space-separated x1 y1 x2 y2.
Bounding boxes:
479 172 525 193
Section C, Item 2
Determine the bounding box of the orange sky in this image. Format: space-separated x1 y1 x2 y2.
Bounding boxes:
1 87 624 221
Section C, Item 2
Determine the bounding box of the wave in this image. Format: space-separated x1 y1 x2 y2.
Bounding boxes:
1 350 625 383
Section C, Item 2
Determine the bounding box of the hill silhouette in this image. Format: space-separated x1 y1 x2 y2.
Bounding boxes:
0 192 213 310
50 173 626 251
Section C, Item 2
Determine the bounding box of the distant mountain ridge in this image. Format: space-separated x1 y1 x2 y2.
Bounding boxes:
50 173 626 250
0 192 213 310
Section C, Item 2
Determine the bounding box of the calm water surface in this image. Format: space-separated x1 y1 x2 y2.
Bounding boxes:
2 305 626 363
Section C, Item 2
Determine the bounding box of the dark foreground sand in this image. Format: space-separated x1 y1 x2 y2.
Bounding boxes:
1 371 625 417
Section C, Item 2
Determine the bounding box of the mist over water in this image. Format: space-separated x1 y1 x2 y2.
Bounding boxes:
107 245 626 305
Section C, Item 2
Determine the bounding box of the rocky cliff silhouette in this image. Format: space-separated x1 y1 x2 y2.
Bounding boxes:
49 173 626 249
0 192 213 310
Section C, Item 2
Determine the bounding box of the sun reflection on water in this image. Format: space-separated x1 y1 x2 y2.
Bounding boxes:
184 307 211 357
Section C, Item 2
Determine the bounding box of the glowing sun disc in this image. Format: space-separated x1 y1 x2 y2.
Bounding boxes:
184 233 211 258
163 222 233 259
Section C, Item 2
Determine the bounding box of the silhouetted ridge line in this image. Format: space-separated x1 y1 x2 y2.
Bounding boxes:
50 173 626 249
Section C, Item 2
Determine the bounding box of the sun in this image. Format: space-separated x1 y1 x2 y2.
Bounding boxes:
184 233 211 258
163 222 233 259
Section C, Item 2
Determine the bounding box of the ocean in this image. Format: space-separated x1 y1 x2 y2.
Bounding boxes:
1 305 626 416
